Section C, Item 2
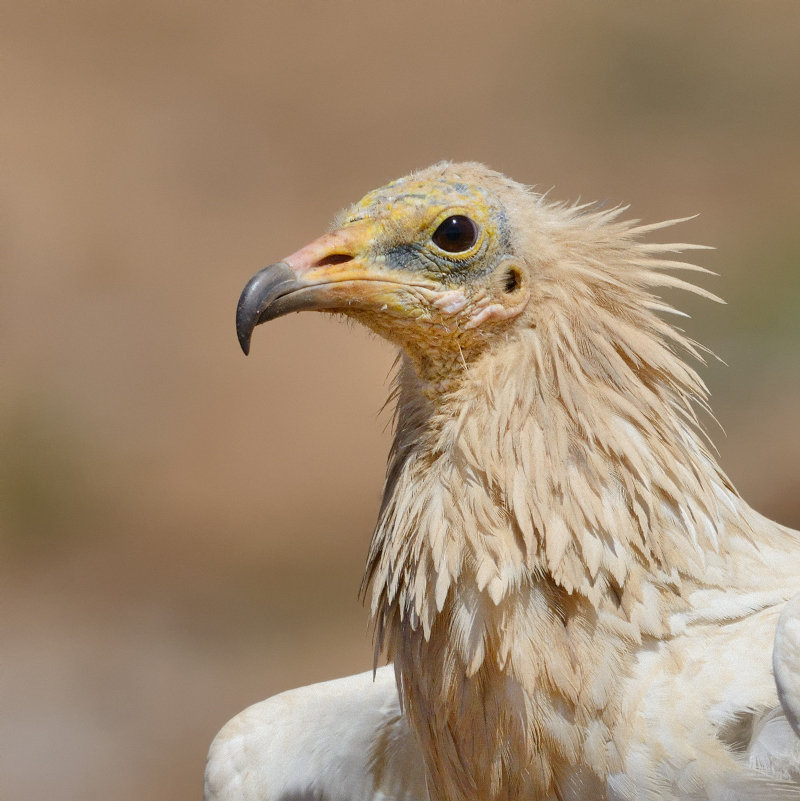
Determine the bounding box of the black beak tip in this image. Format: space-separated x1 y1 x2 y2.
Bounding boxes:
235 262 300 356
236 295 255 355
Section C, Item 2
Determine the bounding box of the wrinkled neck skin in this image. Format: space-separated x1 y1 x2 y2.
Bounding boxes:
364 318 764 801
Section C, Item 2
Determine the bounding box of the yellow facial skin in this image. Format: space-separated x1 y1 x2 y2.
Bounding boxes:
296 176 528 331
237 171 531 391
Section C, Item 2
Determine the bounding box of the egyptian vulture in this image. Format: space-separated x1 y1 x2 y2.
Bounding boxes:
206 163 800 801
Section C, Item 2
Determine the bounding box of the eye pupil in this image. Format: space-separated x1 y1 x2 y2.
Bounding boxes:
432 215 478 253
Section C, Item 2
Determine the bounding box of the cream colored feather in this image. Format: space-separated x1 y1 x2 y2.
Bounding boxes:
208 163 800 801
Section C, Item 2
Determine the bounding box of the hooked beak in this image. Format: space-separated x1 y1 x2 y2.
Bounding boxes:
236 261 318 355
236 224 435 354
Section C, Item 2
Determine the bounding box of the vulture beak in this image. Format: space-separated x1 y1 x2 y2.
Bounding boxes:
236 223 433 354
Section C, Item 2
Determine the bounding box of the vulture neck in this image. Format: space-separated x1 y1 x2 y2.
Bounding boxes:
365 320 751 799
370 326 745 638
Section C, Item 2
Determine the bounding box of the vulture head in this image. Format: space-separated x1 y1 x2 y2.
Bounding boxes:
237 164 530 370
237 162 714 406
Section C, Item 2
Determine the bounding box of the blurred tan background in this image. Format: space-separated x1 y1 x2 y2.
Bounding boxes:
1 2 798 798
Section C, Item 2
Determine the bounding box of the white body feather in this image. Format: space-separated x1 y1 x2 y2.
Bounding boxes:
205 666 426 801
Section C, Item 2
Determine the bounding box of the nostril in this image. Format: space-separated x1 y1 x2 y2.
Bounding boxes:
314 253 354 268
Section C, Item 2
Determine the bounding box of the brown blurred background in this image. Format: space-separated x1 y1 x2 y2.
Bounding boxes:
1 2 798 798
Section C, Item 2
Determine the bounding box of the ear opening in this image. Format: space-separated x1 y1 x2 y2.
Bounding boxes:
502 265 522 294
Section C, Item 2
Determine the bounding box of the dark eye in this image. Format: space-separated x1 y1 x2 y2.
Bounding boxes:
431 215 479 253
